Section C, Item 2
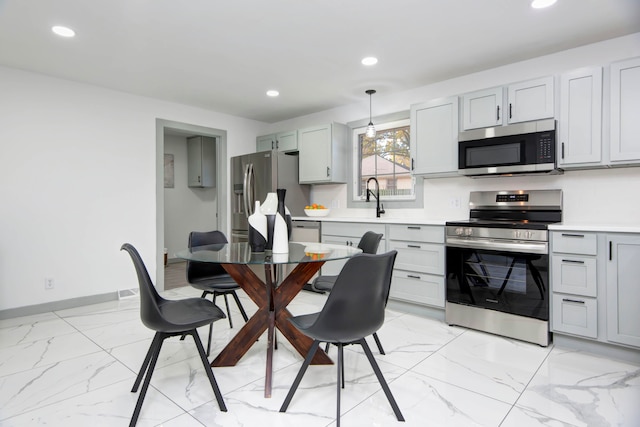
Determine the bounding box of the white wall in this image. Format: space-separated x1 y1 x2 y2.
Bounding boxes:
163 135 218 259
270 33 640 225
0 67 262 311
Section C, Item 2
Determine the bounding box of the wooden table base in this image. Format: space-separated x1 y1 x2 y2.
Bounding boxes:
212 260 332 397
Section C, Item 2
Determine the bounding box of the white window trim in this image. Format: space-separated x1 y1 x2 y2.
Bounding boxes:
351 118 415 202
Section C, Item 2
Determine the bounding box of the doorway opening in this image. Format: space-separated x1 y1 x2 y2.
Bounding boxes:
156 119 228 291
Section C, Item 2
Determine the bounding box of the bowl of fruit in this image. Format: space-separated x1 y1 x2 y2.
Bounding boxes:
304 203 330 217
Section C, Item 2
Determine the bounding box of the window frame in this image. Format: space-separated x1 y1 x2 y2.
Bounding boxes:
346 111 423 210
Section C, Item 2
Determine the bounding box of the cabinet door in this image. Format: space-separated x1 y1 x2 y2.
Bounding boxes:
187 136 215 187
256 134 274 152
607 234 640 348
276 130 298 152
558 67 603 166
462 87 503 130
410 96 459 176
507 76 554 124
551 255 597 297
390 271 444 308
299 125 331 183
610 57 640 163
388 241 444 276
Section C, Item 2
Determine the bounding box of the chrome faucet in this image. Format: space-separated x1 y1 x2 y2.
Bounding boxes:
366 177 385 218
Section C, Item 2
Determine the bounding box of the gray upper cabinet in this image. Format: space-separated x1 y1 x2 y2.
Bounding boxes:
410 96 459 176
610 57 640 165
298 123 348 184
462 76 554 130
558 67 603 168
187 136 216 188
462 87 503 130
256 130 298 152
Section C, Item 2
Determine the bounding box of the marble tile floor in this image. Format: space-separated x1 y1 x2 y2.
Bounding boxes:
1 286 639 427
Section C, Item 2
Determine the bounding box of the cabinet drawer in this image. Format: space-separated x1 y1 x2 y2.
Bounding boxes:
551 232 597 255
388 224 444 243
321 222 385 238
552 293 597 338
388 241 444 275
390 271 444 308
551 255 597 297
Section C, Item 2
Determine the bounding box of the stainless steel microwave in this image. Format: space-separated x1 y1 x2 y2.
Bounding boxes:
458 119 560 177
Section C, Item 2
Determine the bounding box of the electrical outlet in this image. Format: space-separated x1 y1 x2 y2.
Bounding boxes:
45 278 54 290
449 197 461 209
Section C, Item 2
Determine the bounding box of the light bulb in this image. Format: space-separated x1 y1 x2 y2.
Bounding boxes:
366 123 376 138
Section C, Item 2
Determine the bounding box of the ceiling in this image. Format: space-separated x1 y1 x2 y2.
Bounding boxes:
1 0 639 123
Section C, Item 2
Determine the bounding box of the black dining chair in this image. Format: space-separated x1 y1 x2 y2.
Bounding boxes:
280 251 404 426
311 231 386 354
121 243 227 427
187 230 249 355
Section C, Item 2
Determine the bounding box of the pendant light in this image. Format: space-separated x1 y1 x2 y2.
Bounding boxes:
365 89 376 138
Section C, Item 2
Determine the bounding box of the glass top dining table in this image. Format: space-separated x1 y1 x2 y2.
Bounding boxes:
175 241 362 398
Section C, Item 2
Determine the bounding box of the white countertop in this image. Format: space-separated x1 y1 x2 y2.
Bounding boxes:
549 224 640 233
291 216 448 226
291 216 640 233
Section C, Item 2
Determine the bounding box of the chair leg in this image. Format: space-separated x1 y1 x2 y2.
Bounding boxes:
279 340 320 413
206 322 213 357
131 333 161 392
359 338 405 422
325 342 330 353
339 344 345 389
336 343 342 427
372 332 386 355
189 329 227 412
231 290 249 322
130 333 165 427
222 293 233 328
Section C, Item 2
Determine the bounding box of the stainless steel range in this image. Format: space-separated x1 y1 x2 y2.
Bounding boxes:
445 189 562 346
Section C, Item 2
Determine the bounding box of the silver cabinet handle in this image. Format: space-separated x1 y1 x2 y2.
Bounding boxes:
562 298 585 304
407 274 421 279
407 226 421 230
407 244 421 249
562 259 585 264
561 233 584 238
326 166 330 177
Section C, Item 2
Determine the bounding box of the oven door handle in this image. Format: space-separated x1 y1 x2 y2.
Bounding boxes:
446 237 548 254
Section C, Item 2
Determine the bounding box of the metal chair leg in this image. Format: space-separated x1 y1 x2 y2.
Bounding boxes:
206 322 213 356
190 329 227 412
359 338 405 422
130 333 165 427
337 343 342 427
222 293 233 328
280 340 320 413
231 291 249 322
132 333 161 392
372 332 385 355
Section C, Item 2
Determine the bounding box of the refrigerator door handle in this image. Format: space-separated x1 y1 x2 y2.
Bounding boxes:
243 163 252 217
247 163 256 217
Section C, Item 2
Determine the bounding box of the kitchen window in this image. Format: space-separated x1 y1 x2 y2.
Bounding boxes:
352 119 416 201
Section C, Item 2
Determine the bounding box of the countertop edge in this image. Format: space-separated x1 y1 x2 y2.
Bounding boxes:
291 216 448 226
549 224 640 233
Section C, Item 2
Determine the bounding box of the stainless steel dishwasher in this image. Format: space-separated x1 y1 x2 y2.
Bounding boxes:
291 220 321 243
291 220 321 287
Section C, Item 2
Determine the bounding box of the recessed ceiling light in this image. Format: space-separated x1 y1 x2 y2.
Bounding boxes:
531 0 557 9
52 25 76 37
361 57 378 66
266 90 279 97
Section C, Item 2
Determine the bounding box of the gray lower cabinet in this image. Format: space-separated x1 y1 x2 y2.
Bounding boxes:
606 233 640 348
551 231 599 339
320 222 385 276
551 230 640 350
387 224 445 308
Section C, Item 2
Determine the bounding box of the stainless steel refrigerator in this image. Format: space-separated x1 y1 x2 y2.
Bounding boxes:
231 151 310 243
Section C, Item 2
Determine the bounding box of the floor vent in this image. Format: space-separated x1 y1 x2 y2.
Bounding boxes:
118 288 139 300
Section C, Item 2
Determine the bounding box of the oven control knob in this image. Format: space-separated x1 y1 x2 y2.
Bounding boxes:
464 228 473 236
455 227 464 236
515 230 521 239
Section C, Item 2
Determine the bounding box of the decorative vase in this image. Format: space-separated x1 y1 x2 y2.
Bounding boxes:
272 189 289 254
248 201 268 252
261 192 278 250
